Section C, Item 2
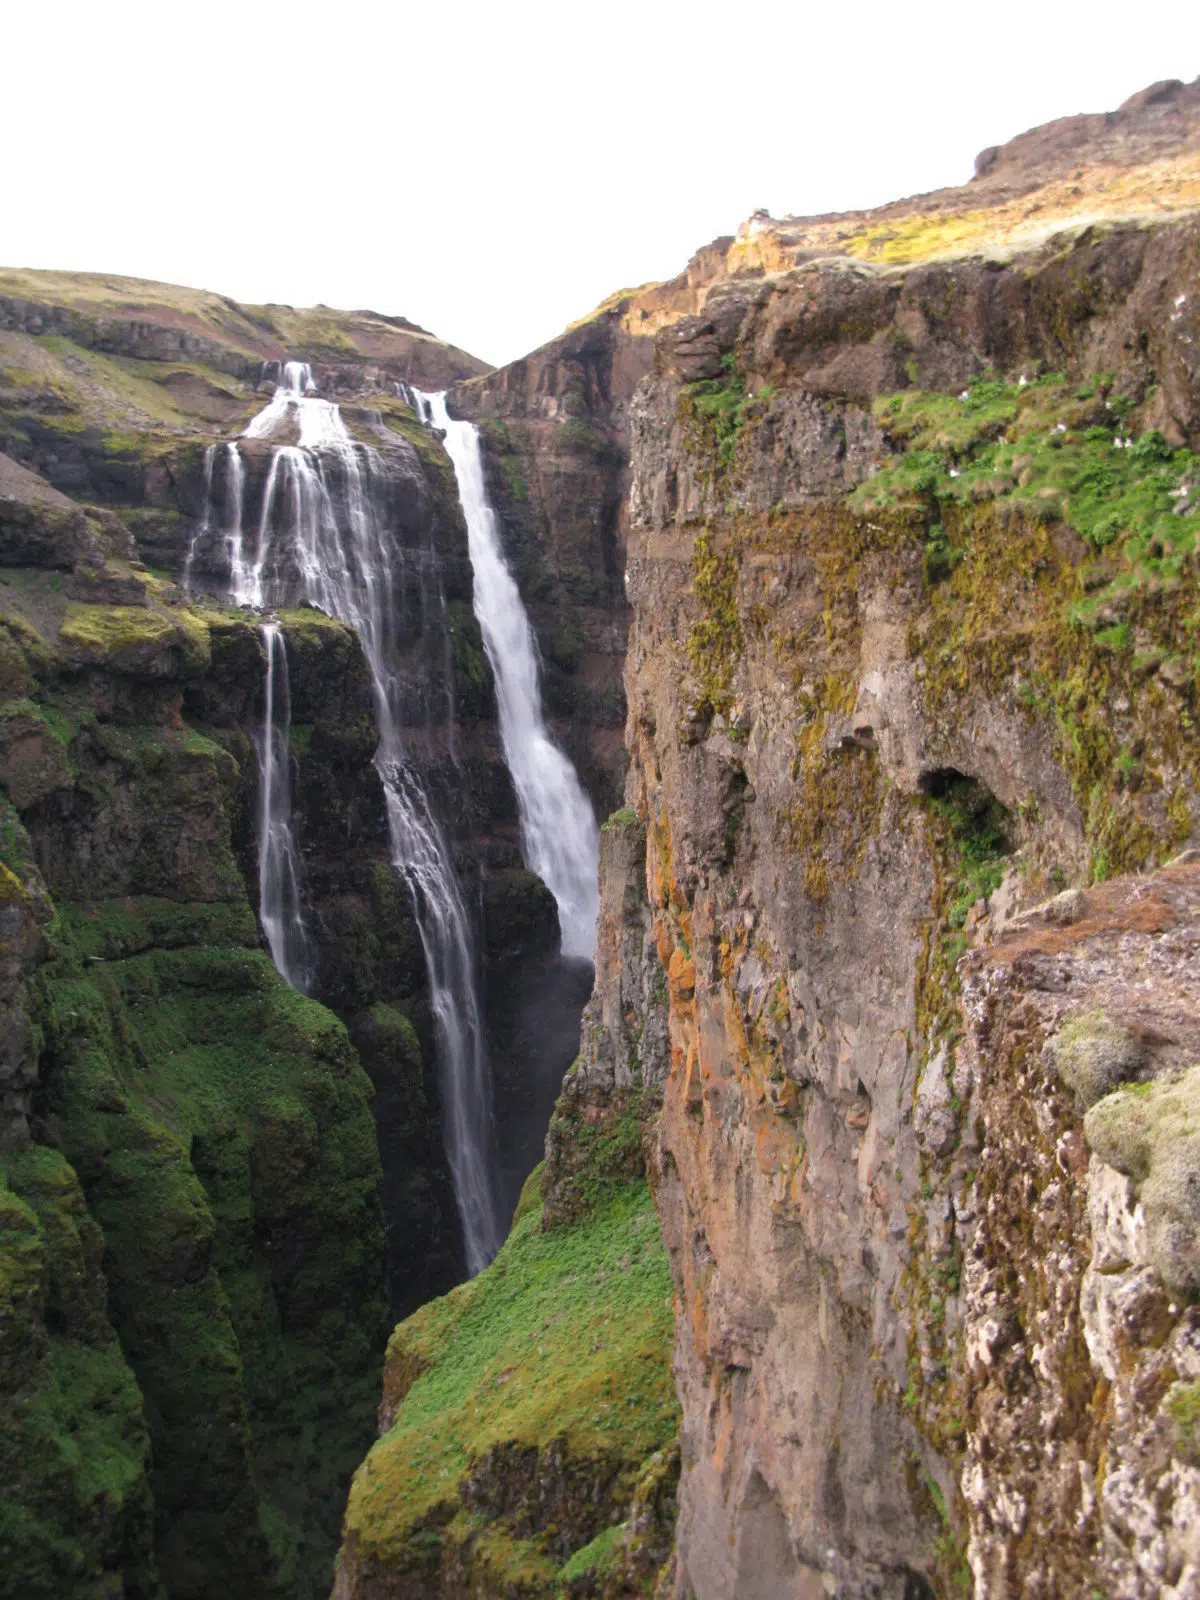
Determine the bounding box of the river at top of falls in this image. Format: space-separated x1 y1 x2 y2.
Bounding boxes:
414 390 600 963
214 364 502 1274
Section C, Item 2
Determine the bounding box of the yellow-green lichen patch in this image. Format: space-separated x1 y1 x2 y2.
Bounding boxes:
342 1172 677 1580
275 606 349 633
767 667 886 905
1165 1379 1200 1464
59 602 211 674
687 524 743 714
1084 1065 1200 1293
1051 1009 1145 1109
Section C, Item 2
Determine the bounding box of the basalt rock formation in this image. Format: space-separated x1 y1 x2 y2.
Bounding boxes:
580 78 1200 1600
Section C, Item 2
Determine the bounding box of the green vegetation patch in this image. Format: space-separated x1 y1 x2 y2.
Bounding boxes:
34 918 388 1599
0 1147 159 1600
867 384 1200 884
602 807 639 832
679 355 774 472
59 602 211 673
59 896 258 961
925 775 1012 934
854 374 1200 605
342 1172 677 1579
1084 1064 1200 1294
557 1520 626 1583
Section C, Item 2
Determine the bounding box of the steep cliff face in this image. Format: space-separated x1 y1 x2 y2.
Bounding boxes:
326 77 1200 1600
0 544 398 1597
610 172 1200 1599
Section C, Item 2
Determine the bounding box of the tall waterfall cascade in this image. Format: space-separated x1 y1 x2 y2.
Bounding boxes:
414 390 601 962
190 362 503 1273
255 621 311 991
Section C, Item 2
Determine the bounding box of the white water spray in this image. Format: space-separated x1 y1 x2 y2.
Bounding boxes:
417 392 600 961
210 366 503 1272
255 622 311 990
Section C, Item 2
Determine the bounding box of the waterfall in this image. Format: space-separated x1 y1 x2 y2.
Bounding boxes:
181 445 215 593
255 622 311 991
184 443 246 598
415 391 600 961
213 366 502 1273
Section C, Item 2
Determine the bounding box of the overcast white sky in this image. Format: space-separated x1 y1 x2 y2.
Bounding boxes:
3 2 1196 368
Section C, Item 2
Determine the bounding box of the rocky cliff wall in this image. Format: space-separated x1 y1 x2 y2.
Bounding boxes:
327 80 1200 1600
600 202 1200 1597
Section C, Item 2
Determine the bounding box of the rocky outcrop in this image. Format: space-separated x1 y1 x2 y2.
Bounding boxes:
601 178 1200 1596
335 1162 679 1600
955 859 1200 1597
0 271 488 386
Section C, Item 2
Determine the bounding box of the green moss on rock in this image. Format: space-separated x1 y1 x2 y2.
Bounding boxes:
59 602 210 675
1084 1065 1200 1293
1051 1009 1145 1109
339 1174 678 1596
0 1148 159 1600
22 892 389 1600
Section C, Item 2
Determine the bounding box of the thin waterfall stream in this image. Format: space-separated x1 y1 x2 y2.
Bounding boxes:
190 361 503 1273
414 390 600 960
255 620 311 990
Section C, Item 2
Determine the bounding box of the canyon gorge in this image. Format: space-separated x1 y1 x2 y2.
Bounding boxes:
3 73 1200 1600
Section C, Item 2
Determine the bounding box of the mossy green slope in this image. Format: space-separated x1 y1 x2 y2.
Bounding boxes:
339 1170 679 1598
0 1144 160 1600
26 899 389 1600
0 594 392 1600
